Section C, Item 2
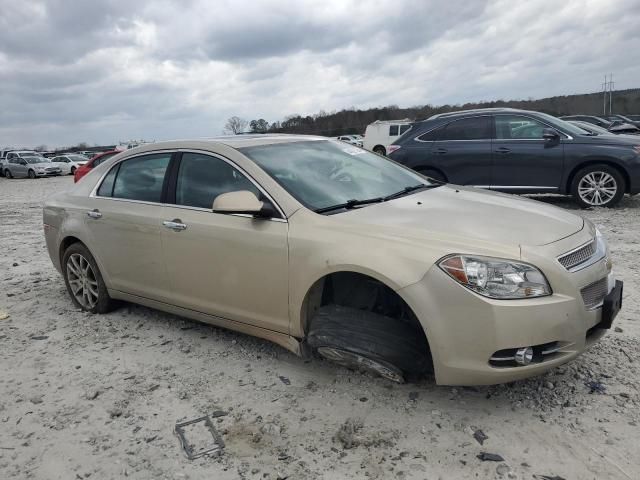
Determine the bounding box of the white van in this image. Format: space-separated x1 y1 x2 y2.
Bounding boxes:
363 119 413 156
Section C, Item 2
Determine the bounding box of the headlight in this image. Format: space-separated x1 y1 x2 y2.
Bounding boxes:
438 255 551 299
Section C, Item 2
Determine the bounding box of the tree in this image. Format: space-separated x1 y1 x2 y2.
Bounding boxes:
34 144 48 152
249 119 270 133
223 116 248 135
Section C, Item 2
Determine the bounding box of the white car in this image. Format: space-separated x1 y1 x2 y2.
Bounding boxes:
336 135 364 147
363 119 413 156
50 154 89 175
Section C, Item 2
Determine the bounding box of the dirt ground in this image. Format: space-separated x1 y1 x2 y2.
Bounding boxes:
1 175 639 480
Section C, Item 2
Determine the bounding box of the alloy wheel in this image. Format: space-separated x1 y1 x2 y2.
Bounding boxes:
66 253 99 309
577 171 617 206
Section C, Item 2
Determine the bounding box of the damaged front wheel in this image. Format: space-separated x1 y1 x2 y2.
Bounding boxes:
308 305 431 383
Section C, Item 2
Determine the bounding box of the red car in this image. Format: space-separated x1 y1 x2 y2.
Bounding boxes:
73 150 121 182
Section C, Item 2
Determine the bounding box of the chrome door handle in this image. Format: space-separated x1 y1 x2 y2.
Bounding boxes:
163 219 187 231
495 147 511 154
87 209 102 219
434 148 448 155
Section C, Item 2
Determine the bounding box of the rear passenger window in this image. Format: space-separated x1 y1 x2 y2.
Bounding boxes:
175 153 260 210
417 126 443 141
97 154 170 202
440 116 491 141
389 125 399 136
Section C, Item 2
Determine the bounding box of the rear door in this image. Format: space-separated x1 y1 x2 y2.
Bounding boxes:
84 152 173 301
429 115 493 185
491 114 564 191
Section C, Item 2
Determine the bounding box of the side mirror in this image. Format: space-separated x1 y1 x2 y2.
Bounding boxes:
212 190 266 216
19 160 27 165
542 128 560 141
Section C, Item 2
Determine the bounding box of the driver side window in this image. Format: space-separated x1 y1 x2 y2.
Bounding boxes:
174 153 261 210
495 115 547 139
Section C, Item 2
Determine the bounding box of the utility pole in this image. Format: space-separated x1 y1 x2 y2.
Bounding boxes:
601 74 614 115
602 75 607 115
608 73 614 115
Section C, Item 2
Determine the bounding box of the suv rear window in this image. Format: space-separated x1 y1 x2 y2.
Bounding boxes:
439 116 492 141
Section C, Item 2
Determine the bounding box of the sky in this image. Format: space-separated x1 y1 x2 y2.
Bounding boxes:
1 0 640 148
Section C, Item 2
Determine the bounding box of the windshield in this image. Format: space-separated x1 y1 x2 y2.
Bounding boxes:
68 154 88 161
241 140 437 212
575 122 610 134
25 157 49 164
537 113 593 136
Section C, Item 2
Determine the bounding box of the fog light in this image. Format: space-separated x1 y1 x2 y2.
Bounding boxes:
515 347 533 365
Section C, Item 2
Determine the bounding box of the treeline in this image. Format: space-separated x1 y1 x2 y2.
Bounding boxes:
244 88 640 137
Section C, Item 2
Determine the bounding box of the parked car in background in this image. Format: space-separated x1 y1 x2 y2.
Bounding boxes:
363 119 413 155
560 115 640 135
73 150 121 182
335 135 363 147
603 114 640 129
4 155 62 178
389 108 640 208
626 115 640 122
566 120 615 136
50 154 90 175
44 136 622 385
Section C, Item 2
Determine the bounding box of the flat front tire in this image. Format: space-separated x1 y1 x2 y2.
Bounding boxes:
571 164 625 208
308 305 431 383
62 243 115 314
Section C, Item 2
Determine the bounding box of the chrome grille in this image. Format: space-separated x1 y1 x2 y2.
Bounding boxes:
580 277 608 310
558 241 596 270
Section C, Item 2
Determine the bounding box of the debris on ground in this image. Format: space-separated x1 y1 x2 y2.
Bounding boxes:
473 428 488 445
477 452 505 462
278 376 291 385
175 414 225 460
0 311 9 320
585 381 606 394
334 418 399 449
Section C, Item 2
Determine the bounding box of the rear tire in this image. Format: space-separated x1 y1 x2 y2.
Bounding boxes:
62 243 116 314
5 169 12 179
571 164 625 208
307 305 431 383
373 146 386 156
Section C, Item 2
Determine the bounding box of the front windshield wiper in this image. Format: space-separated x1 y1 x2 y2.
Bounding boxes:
383 184 434 201
314 197 384 214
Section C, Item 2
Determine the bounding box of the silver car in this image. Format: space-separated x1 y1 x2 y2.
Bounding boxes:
4 156 62 179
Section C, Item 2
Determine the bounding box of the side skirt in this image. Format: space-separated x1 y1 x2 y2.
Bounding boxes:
108 289 303 356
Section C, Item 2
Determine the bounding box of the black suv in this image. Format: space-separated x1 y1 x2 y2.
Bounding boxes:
389 108 640 208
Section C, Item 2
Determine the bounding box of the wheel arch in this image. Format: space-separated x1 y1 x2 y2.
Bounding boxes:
373 144 386 155
298 270 431 355
59 235 84 267
565 160 630 194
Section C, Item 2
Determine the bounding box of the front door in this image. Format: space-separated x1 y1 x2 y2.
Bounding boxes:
429 115 493 186
491 114 564 191
161 152 290 333
84 152 173 301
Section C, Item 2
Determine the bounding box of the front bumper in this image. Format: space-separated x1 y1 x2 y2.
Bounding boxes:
400 232 619 385
36 169 61 176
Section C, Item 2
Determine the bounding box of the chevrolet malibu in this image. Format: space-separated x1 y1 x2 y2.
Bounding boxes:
43 136 623 385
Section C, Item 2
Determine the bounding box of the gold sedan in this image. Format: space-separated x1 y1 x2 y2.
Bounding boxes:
43 136 623 384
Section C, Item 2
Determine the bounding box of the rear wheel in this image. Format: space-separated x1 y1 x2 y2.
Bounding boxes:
62 243 116 314
28 169 36 179
307 305 431 383
5 169 12 179
373 145 386 156
571 164 625 208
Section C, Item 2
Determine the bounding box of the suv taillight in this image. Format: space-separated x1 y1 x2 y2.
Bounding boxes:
387 145 401 155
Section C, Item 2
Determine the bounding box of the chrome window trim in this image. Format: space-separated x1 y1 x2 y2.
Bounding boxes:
89 148 288 223
471 185 558 190
413 113 574 143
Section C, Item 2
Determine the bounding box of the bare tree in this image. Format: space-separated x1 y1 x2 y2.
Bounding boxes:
224 116 248 135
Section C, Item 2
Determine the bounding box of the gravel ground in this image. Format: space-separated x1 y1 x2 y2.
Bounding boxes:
0 175 639 480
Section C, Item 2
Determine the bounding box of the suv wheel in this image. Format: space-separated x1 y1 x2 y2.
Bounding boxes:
62 243 116 313
28 169 36 179
571 164 625 208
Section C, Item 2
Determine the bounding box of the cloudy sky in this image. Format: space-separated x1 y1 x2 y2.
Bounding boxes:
1 0 639 148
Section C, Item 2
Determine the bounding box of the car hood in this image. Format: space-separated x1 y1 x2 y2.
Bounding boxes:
338 185 584 247
573 132 640 145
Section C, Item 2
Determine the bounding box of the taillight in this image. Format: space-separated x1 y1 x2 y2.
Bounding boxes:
633 145 640 154
387 145 401 155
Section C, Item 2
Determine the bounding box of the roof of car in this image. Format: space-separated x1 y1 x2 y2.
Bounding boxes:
427 108 538 121
121 135 328 154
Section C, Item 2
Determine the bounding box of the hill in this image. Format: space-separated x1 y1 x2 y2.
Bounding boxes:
263 88 640 136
